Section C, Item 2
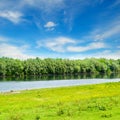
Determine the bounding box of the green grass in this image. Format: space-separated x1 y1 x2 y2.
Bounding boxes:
0 82 120 120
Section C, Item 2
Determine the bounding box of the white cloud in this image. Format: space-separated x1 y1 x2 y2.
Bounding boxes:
37 37 106 53
102 52 120 59
44 21 57 31
94 34 103 41
69 50 120 60
0 0 65 13
44 21 56 28
67 42 106 52
117 46 120 49
0 36 8 42
21 0 65 13
0 43 35 59
92 50 120 59
0 11 23 24
37 37 76 52
100 24 120 40
0 0 105 29
84 18 120 42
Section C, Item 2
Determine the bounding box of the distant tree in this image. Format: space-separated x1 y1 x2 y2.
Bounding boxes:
0 57 120 77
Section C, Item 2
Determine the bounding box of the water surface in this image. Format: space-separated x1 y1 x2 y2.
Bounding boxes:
0 73 120 92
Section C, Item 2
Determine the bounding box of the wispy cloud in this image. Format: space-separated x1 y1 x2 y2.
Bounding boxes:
0 36 9 42
37 37 76 52
22 0 64 13
37 37 106 53
69 50 120 60
109 0 120 8
0 43 35 59
99 0 105 4
67 42 106 52
0 0 107 29
0 0 64 27
117 46 120 49
98 50 120 59
82 17 120 42
44 21 56 27
0 11 23 24
95 22 120 41
62 0 105 31
44 21 57 31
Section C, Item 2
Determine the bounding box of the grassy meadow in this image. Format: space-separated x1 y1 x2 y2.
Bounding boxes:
0 82 120 120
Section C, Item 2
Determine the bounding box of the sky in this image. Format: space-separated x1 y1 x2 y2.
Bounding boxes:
0 0 120 60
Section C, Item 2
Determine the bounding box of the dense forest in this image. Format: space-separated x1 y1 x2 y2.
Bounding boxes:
0 57 120 77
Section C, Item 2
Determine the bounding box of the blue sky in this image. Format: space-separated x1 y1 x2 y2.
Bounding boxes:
0 0 120 59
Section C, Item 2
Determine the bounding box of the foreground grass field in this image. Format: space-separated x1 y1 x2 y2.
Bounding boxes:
0 82 120 120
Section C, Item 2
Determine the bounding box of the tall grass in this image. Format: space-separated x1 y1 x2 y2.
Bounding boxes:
0 82 120 120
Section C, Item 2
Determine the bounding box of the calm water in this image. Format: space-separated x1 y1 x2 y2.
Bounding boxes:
0 73 120 92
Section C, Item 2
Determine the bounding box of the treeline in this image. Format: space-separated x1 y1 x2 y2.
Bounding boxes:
0 57 120 77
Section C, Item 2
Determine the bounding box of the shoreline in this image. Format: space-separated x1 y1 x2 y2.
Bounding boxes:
0 82 120 120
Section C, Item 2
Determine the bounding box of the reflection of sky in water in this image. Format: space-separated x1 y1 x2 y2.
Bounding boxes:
0 79 120 92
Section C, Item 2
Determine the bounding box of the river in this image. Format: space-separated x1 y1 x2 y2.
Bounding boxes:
0 73 120 92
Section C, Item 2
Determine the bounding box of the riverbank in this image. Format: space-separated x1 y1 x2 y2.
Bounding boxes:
0 82 120 120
